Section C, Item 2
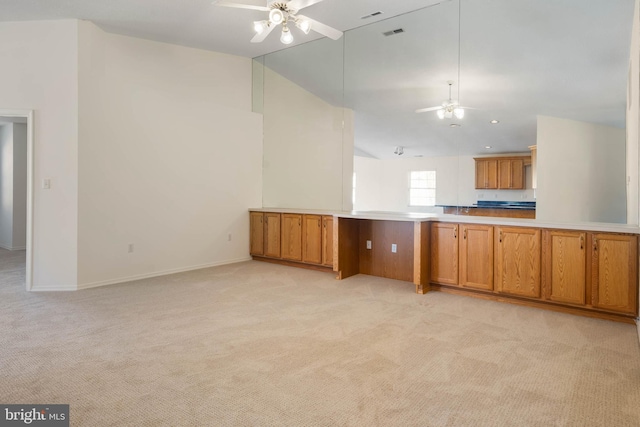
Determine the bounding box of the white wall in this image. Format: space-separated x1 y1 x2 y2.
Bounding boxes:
627 0 639 226
77 21 263 288
353 154 534 213
0 124 14 248
536 116 626 224
0 20 79 289
12 123 27 250
262 67 354 211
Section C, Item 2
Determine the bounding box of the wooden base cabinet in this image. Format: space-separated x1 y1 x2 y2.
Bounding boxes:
495 226 541 298
250 212 281 258
281 214 303 261
264 213 281 258
249 211 334 270
459 224 494 291
431 223 494 290
303 215 322 264
322 216 334 267
430 223 459 285
249 212 265 256
542 230 586 305
591 233 638 315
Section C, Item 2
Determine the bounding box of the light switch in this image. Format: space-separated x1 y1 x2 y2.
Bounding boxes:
366 240 372 249
42 178 51 190
391 244 397 253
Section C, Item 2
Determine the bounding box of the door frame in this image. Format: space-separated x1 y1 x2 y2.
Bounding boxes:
0 109 34 291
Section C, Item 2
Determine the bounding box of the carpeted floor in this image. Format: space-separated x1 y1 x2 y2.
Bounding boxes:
1 248 639 426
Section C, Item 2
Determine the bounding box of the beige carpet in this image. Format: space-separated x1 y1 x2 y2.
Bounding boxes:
1 248 639 426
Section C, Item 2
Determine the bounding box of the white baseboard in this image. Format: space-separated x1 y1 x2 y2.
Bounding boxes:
30 285 78 292
0 243 26 251
77 257 252 290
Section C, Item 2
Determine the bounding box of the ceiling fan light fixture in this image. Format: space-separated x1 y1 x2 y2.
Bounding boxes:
296 18 311 34
454 107 465 119
280 26 293 44
269 8 285 25
253 20 269 34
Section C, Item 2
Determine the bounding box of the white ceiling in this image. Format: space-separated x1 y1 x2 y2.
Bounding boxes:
0 0 635 158
0 0 440 58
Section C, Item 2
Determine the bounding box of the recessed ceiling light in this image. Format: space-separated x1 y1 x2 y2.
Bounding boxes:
490 120 499 124
485 145 492 149
450 123 461 128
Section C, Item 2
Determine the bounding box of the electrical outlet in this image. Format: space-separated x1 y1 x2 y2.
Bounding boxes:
391 244 397 253
128 243 134 253
42 178 51 190
366 240 372 249
228 233 232 241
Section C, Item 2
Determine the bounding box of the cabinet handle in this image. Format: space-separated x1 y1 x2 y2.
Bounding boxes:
593 237 597 251
580 234 584 250
463 228 467 240
453 226 457 239
298 219 301 226
499 230 503 243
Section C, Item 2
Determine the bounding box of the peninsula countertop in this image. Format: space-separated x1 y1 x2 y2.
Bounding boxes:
249 208 640 234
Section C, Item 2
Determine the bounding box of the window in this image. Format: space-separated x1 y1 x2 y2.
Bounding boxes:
409 171 436 206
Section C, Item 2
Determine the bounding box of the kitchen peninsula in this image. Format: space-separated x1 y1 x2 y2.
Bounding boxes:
249 209 639 324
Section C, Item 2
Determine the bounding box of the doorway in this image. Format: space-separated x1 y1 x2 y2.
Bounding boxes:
0 110 33 291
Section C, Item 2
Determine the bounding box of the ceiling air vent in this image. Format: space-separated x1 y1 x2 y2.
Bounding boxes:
361 11 383 19
383 28 404 36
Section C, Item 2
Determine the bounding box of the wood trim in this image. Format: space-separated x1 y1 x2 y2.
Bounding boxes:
430 283 636 324
413 222 430 294
252 256 334 274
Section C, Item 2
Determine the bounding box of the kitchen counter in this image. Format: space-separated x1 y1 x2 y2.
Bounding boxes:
250 208 640 234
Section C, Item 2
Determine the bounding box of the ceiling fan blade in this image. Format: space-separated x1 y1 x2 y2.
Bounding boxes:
251 24 276 43
296 15 343 40
415 106 442 113
213 1 270 11
288 0 324 11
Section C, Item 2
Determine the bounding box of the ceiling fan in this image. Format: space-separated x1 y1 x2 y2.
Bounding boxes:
214 0 343 44
415 81 471 120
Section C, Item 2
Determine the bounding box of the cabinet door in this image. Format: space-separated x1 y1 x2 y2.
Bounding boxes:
497 159 525 189
430 223 459 285
459 224 493 290
322 216 334 267
475 160 498 189
591 233 638 314
510 159 525 189
249 212 264 256
497 159 512 189
302 215 322 264
495 226 541 298
281 214 302 261
264 213 281 258
542 230 586 305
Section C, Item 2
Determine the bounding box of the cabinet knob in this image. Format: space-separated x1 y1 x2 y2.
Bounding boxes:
580 234 584 250
593 238 597 251
499 230 503 243
463 228 467 240
453 226 457 239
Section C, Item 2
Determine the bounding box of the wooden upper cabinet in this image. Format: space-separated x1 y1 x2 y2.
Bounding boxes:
249 212 264 256
322 216 334 267
430 222 459 285
264 212 281 258
302 215 322 264
541 230 586 305
475 157 527 190
591 233 638 315
495 226 541 298
281 213 302 261
498 159 525 189
459 224 494 291
475 159 498 189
